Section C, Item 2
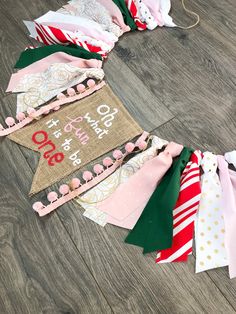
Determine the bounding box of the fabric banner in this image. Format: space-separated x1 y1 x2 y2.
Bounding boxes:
8 85 143 194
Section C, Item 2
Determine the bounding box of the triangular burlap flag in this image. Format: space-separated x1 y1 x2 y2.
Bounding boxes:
8 85 143 195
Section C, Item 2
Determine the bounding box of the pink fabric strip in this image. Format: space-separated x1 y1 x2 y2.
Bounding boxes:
97 142 183 229
97 0 130 32
217 156 236 279
1 81 106 137
34 132 149 216
6 52 102 92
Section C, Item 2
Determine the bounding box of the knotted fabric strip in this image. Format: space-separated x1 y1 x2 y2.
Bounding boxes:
78 136 168 228
112 0 137 30
15 45 102 69
7 52 102 93
194 152 228 273
156 150 202 263
218 156 236 279
125 0 147 30
125 145 193 253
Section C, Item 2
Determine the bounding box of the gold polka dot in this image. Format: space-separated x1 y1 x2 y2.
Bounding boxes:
208 226 212 231
204 180 208 183
200 232 205 236
214 221 219 225
214 235 218 239
214 249 219 254
207 255 212 260
216 194 220 198
221 229 225 233
200 246 204 251
201 218 205 223
207 241 211 245
214 208 219 211
200 261 204 266
208 214 212 218
209 200 213 204
222 243 225 247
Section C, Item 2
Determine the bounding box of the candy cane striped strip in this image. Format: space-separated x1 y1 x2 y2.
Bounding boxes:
125 0 147 31
31 22 107 58
156 151 202 263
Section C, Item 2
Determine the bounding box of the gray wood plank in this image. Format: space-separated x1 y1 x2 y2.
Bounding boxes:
104 53 174 131
0 0 236 312
112 26 236 152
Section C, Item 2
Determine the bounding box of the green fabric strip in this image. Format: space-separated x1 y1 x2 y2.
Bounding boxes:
112 0 137 31
15 44 102 69
125 147 194 254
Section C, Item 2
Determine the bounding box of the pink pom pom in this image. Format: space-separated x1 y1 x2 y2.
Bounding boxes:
57 92 66 100
83 171 93 182
125 142 135 153
53 105 60 111
59 184 70 195
93 164 104 175
27 108 36 116
103 157 113 167
77 84 86 93
87 79 96 87
47 191 58 203
32 201 44 211
43 108 50 115
113 150 123 160
5 117 15 127
70 178 81 190
16 112 26 121
67 87 76 96
138 141 147 150
0 124 4 130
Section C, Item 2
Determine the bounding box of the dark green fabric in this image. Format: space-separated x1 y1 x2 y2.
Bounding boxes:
15 44 102 69
125 147 194 254
112 0 137 31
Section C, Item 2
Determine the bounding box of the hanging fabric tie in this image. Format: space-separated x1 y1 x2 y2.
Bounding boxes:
125 145 193 253
217 156 236 279
63 0 123 37
125 0 147 30
112 0 137 30
7 53 102 93
156 150 202 263
194 152 228 273
97 0 131 33
95 136 170 229
14 45 102 69
77 135 168 228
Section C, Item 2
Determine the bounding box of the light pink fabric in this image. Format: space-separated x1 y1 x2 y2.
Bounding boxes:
97 0 131 32
142 0 176 27
6 52 102 92
217 156 236 279
97 142 183 229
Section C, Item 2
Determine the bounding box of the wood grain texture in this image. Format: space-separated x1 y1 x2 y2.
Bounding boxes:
0 0 236 313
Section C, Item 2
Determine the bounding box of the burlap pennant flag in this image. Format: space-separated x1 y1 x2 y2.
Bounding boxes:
8 85 143 195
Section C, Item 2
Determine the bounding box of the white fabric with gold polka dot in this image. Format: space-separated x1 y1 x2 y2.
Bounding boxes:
195 151 228 273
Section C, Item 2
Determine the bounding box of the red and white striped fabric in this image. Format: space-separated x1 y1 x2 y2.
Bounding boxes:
156 150 202 263
25 21 108 58
125 0 147 31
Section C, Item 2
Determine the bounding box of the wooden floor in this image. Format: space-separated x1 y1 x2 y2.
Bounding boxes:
0 0 236 313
